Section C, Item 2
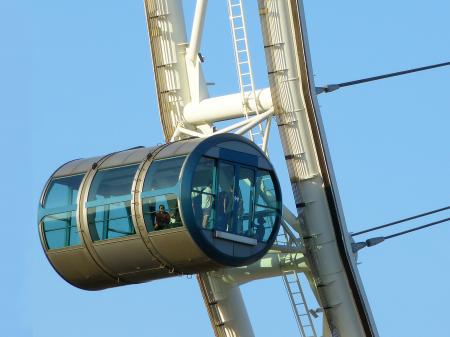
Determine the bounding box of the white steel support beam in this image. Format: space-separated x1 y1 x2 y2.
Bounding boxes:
198 273 255 337
185 1 209 106
145 0 213 141
261 115 272 153
258 1 379 336
184 88 273 124
187 0 208 63
145 0 192 140
235 109 273 135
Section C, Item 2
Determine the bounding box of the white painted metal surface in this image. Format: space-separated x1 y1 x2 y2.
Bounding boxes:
184 88 273 124
257 0 379 335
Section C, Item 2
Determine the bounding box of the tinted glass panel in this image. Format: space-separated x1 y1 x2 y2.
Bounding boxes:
193 160 280 242
142 157 185 232
192 157 216 229
253 170 280 242
88 202 134 241
88 165 138 201
143 157 185 192
44 175 84 208
253 206 276 242
87 165 138 241
255 170 278 210
143 194 181 231
42 174 84 250
216 162 235 232
43 211 80 249
236 167 254 236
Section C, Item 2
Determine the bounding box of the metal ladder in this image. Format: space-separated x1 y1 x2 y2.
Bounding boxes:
277 220 318 337
283 270 318 337
226 0 266 148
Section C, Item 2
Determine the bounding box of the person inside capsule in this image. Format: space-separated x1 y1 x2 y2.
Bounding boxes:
154 204 170 230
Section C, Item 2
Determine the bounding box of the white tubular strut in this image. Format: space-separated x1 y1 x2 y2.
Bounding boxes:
184 88 273 124
197 273 255 337
187 0 208 63
258 0 379 336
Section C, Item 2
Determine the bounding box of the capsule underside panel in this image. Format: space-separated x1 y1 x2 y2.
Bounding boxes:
148 228 214 273
91 236 162 281
46 248 117 290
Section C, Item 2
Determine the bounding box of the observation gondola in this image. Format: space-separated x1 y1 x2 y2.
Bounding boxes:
38 134 282 290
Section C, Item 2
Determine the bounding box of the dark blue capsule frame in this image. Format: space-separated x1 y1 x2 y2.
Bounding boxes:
179 133 282 267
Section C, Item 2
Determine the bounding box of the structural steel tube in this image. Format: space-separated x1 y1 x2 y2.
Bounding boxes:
184 88 273 124
187 0 208 62
257 0 379 336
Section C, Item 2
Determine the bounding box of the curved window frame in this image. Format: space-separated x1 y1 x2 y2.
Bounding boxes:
39 174 85 250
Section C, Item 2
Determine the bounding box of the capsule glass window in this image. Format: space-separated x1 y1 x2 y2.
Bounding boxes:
254 170 280 242
192 157 217 230
41 174 84 249
142 156 185 232
235 166 255 237
190 157 280 243
87 165 138 241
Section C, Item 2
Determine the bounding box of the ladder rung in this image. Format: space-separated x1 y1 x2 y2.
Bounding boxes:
237 49 248 53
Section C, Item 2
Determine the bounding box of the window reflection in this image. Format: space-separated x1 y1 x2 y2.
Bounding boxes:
253 170 279 242
192 157 216 229
191 157 280 243
143 194 182 231
44 175 84 209
255 170 278 209
42 175 84 249
87 165 138 241
236 167 254 237
143 157 185 192
142 157 185 232
42 212 80 249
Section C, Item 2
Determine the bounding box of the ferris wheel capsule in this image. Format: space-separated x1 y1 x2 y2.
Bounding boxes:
38 134 282 290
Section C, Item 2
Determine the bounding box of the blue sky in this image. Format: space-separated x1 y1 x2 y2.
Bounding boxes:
2 1 450 336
